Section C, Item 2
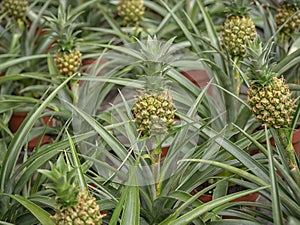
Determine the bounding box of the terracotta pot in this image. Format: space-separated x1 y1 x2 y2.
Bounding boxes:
271 128 300 157
197 191 259 204
291 129 300 157
181 70 213 95
80 59 108 86
251 128 300 158
9 112 53 149
0 72 4 87
192 186 259 219
161 145 170 158
33 27 55 53
82 58 107 74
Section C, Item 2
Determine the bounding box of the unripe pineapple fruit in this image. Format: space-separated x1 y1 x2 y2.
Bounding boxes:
39 155 104 225
275 2 300 35
117 0 145 25
132 90 175 136
51 190 103 225
1 0 28 20
248 76 295 129
221 16 257 58
54 48 82 76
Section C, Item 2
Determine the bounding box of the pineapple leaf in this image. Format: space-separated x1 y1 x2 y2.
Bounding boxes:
1 194 55 225
223 0 251 17
38 154 79 207
244 38 277 86
44 5 84 51
66 130 87 191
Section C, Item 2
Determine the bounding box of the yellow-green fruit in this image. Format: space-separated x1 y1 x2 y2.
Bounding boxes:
1 0 28 20
275 4 300 35
54 48 82 76
117 0 145 25
247 77 295 129
221 16 257 58
132 90 175 136
51 190 103 225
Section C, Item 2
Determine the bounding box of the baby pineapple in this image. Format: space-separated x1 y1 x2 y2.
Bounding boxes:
117 0 145 26
246 40 295 129
39 155 104 225
1 0 28 20
132 90 175 137
275 0 300 35
221 0 257 58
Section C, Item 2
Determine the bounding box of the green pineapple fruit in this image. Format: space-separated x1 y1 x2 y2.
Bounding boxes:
246 40 295 129
221 0 257 58
132 89 175 137
38 155 104 225
117 0 145 26
55 48 82 77
45 6 82 76
1 0 28 20
275 1 300 35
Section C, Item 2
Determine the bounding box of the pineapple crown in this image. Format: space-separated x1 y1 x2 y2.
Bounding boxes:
224 0 252 17
44 5 83 52
38 154 79 208
135 36 178 91
282 0 300 9
244 38 277 86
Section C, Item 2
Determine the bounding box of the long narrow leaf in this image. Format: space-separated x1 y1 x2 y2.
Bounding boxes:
65 102 131 162
207 220 261 225
179 159 268 187
159 187 267 225
159 0 201 53
66 130 87 191
0 75 74 192
266 127 284 225
120 166 140 225
0 194 55 225
0 54 47 71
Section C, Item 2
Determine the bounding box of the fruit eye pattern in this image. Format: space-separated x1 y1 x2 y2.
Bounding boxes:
50 190 104 225
54 48 82 77
275 3 300 35
1 0 28 20
221 16 257 58
247 77 295 129
132 90 176 137
117 0 145 26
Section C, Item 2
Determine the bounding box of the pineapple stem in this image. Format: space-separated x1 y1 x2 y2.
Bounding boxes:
277 129 297 165
290 165 300 186
69 79 79 105
276 128 300 185
151 135 163 196
233 56 241 95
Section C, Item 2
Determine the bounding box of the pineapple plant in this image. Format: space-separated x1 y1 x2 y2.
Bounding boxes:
117 0 145 26
38 155 104 225
220 0 257 58
131 37 176 137
275 0 300 36
246 40 295 129
45 6 82 77
1 0 28 20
